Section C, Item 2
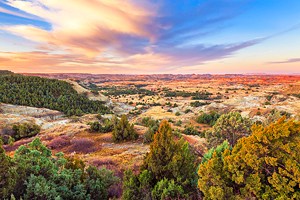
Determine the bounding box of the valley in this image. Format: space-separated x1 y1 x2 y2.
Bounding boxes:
1 72 300 199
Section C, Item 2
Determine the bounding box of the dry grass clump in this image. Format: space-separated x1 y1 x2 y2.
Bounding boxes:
67 137 99 154
47 135 100 154
92 157 116 166
48 135 71 150
96 133 113 142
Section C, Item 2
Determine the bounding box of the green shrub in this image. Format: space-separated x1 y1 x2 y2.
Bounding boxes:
89 118 114 133
175 120 182 126
0 138 119 199
206 112 251 147
142 121 197 195
142 117 160 144
190 101 209 107
123 121 197 199
151 178 185 200
12 123 40 140
183 126 199 135
196 111 220 126
112 115 138 142
184 109 192 114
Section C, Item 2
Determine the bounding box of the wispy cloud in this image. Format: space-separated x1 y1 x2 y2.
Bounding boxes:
0 5 38 20
269 58 300 64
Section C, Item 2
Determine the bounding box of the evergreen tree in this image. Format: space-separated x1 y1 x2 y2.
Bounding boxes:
206 111 251 147
198 117 300 199
142 120 197 194
112 115 138 142
123 121 198 199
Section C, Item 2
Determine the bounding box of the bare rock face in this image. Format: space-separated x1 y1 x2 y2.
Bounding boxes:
112 102 135 115
0 103 63 119
0 103 66 130
64 79 109 102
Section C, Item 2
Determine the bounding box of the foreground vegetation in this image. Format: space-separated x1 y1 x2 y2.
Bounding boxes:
0 74 110 116
198 118 300 199
0 138 118 200
1 114 299 199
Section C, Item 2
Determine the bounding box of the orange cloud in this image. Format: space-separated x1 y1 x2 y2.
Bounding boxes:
2 0 156 56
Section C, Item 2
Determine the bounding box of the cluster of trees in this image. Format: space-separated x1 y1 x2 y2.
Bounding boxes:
165 91 195 97
165 101 178 107
164 90 219 101
0 122 41 145
12 122 41 140
89 117 115 133
0 75 110 116
198 118 300 199
0 138 119 199
264 109 292 125
190 101 210 107
112 115 138 142
196 111 221 126
192 91 214 100
293 93 300 98
122 121 198 199
89 115 138 142
89 120 114 133
100 86 155 97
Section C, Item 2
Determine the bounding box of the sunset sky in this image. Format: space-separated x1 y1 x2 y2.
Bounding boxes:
0 0 300 74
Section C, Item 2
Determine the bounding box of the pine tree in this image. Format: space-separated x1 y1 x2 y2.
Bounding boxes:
142 120 197 193
112 115 138 142
206 111 251 147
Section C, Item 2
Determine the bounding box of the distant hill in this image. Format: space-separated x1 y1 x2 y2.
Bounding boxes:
0 74 110 116
0 70 14 76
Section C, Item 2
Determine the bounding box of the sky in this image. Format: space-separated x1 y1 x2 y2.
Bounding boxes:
0 0 300 74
